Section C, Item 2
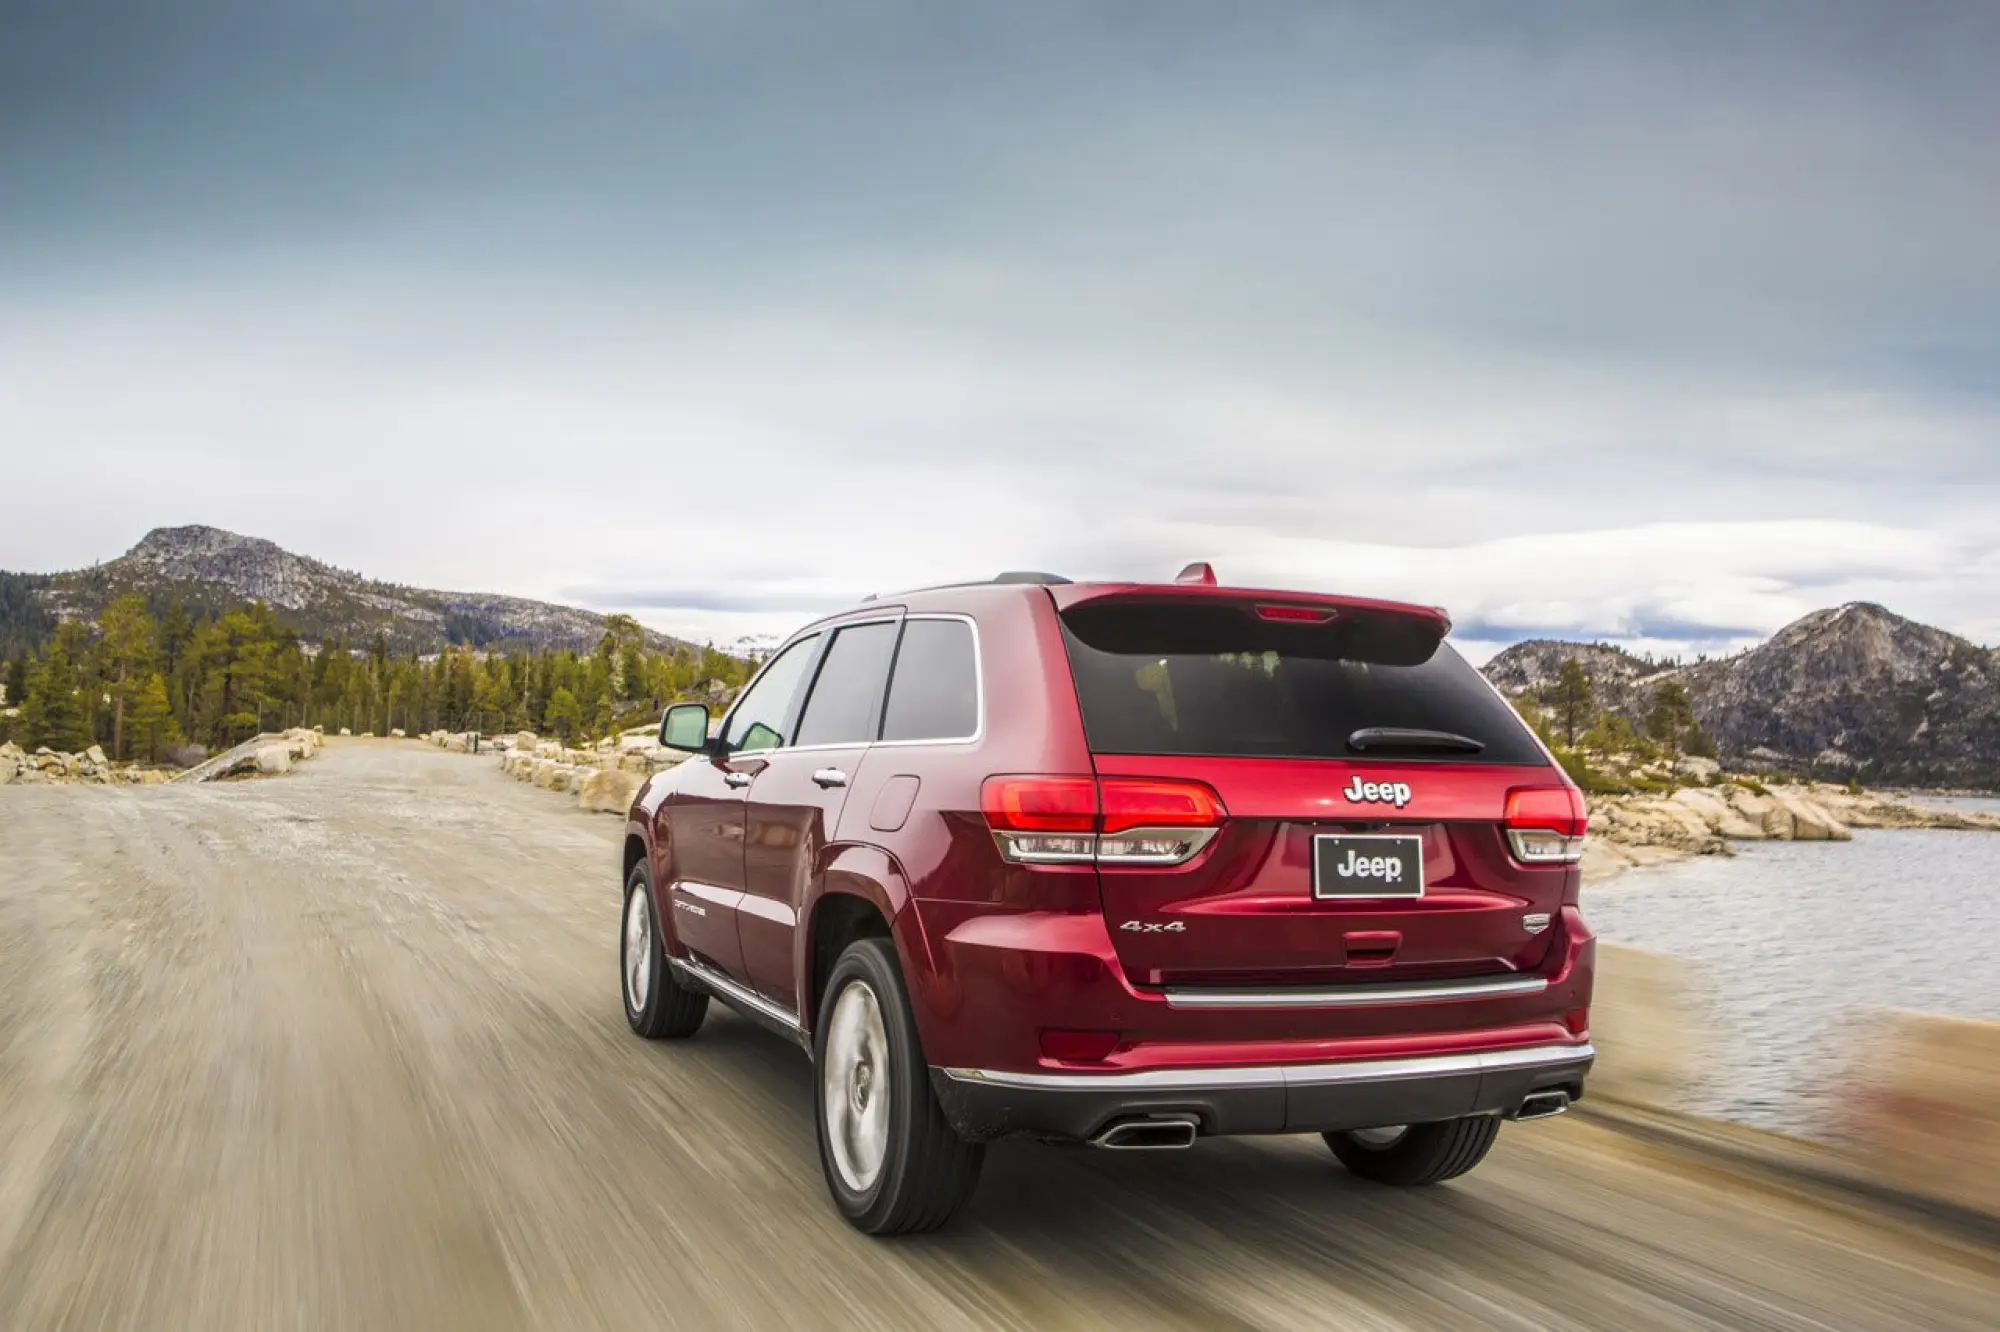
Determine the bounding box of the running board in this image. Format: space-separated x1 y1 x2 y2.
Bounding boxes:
668 956 810 1050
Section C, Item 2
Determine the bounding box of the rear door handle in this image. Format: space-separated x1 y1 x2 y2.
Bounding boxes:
723 771 754 789
812 768 849 789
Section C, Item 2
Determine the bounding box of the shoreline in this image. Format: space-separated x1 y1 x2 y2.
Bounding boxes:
1582 781 2000 885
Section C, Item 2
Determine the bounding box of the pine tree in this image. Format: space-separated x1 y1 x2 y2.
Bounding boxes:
544 686 582 741
3 654 25 710
1545 658 1594 750
127 672 179 762
96 595 159 760
22 629 93 753
1647 680 1698 762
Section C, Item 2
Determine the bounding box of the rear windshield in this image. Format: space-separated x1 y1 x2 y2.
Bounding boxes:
1059 602 1545 764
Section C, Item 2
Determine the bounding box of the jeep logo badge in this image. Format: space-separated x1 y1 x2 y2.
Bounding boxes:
1344 776 1413 808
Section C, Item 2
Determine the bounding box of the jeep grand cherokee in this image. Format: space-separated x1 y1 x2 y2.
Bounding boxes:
619 565 1594 1234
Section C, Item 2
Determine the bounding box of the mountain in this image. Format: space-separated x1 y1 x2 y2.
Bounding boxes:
10 526 691 656
1483 603 2000 789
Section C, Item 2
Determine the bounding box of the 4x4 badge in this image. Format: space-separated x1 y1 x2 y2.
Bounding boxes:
1119 920 1186 933
1344 776 1413 808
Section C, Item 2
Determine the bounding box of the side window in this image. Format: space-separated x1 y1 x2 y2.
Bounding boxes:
794 621 900 747
880 619 979 742
723 634 820 752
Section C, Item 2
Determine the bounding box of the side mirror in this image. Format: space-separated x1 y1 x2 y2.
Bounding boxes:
660 702 713 753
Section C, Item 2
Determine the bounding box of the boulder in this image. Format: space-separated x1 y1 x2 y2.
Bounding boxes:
255 745 292 775
339 728 353 737
535 741 562 760
513 731 539 752
390 728 407 739
580 767 644 814
530 759 563 789
85 744 108 765
564 766 591 795
1769 789 1852 842
1669 787 1766 840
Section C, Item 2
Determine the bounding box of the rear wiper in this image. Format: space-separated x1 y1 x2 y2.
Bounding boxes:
1346 727 1486 754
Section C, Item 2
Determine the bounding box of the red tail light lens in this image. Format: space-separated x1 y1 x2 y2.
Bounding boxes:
1098 778 1225 833
1254 603 1336 623
981 776 1097 832
1504 785 1589 864
983 776 1225 865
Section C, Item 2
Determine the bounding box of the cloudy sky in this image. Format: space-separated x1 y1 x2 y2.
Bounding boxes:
4 0 1997 661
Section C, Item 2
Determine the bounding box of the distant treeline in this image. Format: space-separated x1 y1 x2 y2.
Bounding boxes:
2 596 756 761
0 571 57 659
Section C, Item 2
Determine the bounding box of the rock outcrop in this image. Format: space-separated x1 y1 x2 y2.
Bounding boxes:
1584 781 1998 882
465 727 685 815
1486 602 2000 789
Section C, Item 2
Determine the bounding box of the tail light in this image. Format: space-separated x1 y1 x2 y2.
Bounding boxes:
1504 785 1589 865
983 776 1225 866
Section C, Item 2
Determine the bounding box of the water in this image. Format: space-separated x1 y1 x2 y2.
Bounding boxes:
1584 798 2000 1137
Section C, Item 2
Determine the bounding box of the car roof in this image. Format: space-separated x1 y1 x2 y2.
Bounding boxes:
832 570 1452 636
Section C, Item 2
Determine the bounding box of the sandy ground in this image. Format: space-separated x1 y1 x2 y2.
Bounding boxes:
3 740 1997 1331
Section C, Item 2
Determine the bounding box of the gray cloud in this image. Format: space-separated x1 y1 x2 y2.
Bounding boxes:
2 1 1997 656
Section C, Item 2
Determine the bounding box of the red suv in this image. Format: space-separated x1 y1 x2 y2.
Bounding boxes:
620 567 1594 1234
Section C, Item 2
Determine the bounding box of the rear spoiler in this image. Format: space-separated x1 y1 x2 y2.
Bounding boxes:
1049 585 1451 668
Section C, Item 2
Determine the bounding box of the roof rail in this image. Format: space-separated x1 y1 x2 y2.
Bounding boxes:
990 570 1072 585
861 570 1072 602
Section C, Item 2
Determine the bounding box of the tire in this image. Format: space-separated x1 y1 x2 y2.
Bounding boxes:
622 864 708 1039
813 938 984 1235
1323 1116 1501 1186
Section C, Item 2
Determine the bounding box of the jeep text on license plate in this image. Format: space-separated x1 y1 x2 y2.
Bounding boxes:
1311 834 1425 900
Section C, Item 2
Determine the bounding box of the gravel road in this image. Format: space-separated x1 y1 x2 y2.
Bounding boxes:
3 740 1996 1331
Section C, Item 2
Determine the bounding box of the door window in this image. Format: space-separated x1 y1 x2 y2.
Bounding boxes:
794 621 900 747
880 618 980 742
722 634 820 752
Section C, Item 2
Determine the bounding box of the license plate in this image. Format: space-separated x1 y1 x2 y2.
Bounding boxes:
1312 834 1425 900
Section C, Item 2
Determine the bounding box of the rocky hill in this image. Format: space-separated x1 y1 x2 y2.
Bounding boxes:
11 526 690 655
1480 639 1679 717
1484 603 2000 789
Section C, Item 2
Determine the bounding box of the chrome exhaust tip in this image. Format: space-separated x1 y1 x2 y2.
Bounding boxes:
1089 1115 1200 1150
1511 1090 1571 1121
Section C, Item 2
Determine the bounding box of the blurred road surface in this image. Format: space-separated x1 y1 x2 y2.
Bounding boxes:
3 741 1996 1330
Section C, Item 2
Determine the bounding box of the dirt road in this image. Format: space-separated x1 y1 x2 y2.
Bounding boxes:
3 741 1996 1330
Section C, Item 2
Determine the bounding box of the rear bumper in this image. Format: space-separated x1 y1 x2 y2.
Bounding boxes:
931 1041 1593 1143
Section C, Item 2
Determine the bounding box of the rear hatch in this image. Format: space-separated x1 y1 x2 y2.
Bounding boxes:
1053 587 1578 989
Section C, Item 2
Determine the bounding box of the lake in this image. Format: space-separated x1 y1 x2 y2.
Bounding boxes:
1583 796 2000 1137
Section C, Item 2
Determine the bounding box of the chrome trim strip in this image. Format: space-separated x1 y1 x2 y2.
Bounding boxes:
668 956 804 1035
940 1042 1592 1093
1162 974 1549 1010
